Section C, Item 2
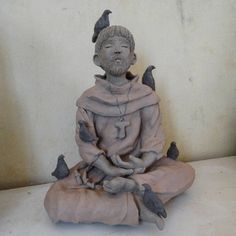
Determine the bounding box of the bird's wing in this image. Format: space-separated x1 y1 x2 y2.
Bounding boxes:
144 193 166 217
144 194 157 210
94 17 105 31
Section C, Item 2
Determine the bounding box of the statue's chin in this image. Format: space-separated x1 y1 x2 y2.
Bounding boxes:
109 70 127 76
105 65 130 77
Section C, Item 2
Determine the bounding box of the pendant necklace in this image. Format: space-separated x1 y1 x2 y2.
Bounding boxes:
109 82 132 139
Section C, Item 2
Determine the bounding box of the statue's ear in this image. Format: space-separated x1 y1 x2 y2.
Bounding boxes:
93 54 101 66
131 53 137 65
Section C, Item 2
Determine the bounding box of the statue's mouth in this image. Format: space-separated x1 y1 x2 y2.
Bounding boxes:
112 57 122 64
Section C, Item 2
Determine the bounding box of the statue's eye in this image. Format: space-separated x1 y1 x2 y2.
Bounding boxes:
105 45 112 48
121 45 128 48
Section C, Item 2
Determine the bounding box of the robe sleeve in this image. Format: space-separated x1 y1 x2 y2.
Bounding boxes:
140 103 165 160
75 106 105 165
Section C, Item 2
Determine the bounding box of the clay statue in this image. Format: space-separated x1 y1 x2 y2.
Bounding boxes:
44 11 195 230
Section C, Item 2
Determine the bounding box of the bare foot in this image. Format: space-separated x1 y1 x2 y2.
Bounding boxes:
103 178 125 193
103 177 138 194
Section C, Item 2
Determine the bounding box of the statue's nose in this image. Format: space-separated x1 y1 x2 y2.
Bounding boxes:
114 49 121 54
114 44 122 54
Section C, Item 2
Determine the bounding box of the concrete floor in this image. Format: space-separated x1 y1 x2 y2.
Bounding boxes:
0 156 235 236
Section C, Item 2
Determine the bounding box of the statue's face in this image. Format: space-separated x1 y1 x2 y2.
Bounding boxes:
95 36 136 76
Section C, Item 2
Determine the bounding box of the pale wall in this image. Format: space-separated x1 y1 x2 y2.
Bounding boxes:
0 0 235 189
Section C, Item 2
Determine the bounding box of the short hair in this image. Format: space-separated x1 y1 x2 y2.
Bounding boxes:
95 25 135 54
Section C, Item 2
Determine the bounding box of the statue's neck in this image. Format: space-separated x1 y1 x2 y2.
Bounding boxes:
105 73 129 86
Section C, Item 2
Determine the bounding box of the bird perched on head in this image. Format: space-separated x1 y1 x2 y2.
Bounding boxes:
92 9 112 43
142 65 156 91
167 141 179 160
142 183 167 219
78 120 98 143
51 155 70 180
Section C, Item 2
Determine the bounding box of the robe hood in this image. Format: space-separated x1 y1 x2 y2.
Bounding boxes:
76 73 160 117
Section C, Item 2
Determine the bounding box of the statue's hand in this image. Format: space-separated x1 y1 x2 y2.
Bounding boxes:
128 155 145 168
133 167 146 174
94 154 133 177
110 167 134 177
109 155 147 175
127 155 146 174
110 154 135 169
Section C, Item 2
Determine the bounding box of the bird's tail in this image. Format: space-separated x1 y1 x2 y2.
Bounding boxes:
92 33 98 43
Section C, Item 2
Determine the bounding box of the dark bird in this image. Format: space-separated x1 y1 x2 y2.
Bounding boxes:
92 9 112 43
142 65 156 91
51 155 70 180
167 141 179 160
142 183 167 218
78 120 98 143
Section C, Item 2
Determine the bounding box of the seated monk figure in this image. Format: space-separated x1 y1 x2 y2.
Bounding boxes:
44 25 195 230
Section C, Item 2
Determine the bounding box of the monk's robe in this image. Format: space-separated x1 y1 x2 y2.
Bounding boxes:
44 74 195 225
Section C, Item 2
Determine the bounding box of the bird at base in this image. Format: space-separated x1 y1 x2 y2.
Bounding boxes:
142 65 156 91
142 183 167 219
92 9 112 43
51 155 70 180
167 141 179 160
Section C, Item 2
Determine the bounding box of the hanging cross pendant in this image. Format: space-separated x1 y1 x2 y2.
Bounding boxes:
115 118 130 139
